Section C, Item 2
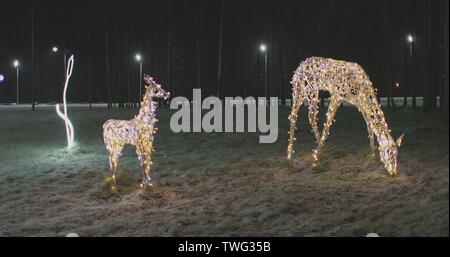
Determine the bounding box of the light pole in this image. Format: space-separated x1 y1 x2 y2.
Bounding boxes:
407 35 414 55
52 45 70 104
135 53 143 107
260 44 268 98
52 46 59 102
407 34 416 109
13 60 19 105
52 46 67 77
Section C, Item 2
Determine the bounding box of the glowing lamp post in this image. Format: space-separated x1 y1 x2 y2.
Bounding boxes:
135 54 143 107
13 60 19 105
407 34 414 43
406 34 414 57
406 34 416 109
259 44 268 98
52 45 68 78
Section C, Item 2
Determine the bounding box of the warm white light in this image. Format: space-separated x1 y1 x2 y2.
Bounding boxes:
407 35 414 43
56 55 75 148
135 54 142 61
103 75 170 191
260 44 267 52
288 57 404 176
52 46 58 52
13 60 19 68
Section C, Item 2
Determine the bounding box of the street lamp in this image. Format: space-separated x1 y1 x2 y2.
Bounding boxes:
406 34 414 56
135 53 143 107
407 34 414 44
52 45 67 77
406 34 416 109
260 44 267 52
259 44 268 98
13 60 19 105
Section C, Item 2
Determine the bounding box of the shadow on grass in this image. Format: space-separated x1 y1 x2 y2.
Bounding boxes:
94 169 140 200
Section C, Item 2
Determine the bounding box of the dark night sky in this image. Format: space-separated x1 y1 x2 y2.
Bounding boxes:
0 0 445 104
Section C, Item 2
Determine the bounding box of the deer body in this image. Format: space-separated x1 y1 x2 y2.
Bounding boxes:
287 57 404 175
103 75 170 190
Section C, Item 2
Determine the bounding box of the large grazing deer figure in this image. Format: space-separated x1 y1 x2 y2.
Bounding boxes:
103 75 170 191
287 57 404 175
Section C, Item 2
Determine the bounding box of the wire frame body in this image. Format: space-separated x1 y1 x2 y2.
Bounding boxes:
287 57 404 175
103 75 170 190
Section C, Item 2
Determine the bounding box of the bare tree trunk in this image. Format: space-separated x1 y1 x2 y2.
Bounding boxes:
411 40 417 110
180 0 189 98
87 21 92 108
31 0 35 110
105 14 112 109
444 0 449 119
196 1 202 90
423 0 431 113
267 0 273 97
384 0 391 109
216 0 225 98
403 43 408 107
166 0 173 100
275 0 286 106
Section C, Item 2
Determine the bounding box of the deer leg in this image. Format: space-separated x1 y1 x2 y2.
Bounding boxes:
307 95 321 144
359 110 376 155
136 139 154 190
135 144 146 188
287 96 303 160
108 147 123 192
312 96 341 162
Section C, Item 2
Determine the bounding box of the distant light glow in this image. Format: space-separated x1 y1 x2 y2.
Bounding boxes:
0 74 4 83
52 46 58 52
395 82 400 88
259 44 267 52
135 54 142 61
407 35 414 43
13 60 19 68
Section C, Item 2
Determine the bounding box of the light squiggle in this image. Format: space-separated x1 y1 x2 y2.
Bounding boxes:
56 55 75 148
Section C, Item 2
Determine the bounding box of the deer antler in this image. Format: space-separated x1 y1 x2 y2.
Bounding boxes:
144 74 156 86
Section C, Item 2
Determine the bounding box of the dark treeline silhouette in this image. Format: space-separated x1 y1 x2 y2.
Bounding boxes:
0 0 448 115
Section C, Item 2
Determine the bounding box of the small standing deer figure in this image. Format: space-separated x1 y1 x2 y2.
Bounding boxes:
103 75 170 190
287 57 404 175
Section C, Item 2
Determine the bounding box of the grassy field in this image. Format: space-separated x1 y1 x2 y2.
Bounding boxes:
0 105 448 236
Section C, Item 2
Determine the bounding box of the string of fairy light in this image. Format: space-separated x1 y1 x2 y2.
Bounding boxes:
103 75 170 191
287 57 404 175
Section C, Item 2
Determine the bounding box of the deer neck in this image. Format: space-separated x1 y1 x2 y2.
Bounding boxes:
136 93 157 122
362 98 395 149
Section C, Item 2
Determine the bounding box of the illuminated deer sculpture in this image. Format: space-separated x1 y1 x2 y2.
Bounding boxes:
287 57 404 175
103 75 170 190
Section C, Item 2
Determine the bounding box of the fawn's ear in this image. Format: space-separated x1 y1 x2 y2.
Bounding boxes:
396 133 405 147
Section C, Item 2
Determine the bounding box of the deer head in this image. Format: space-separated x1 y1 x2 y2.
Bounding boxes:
378 132 405 176
143 74 170 100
